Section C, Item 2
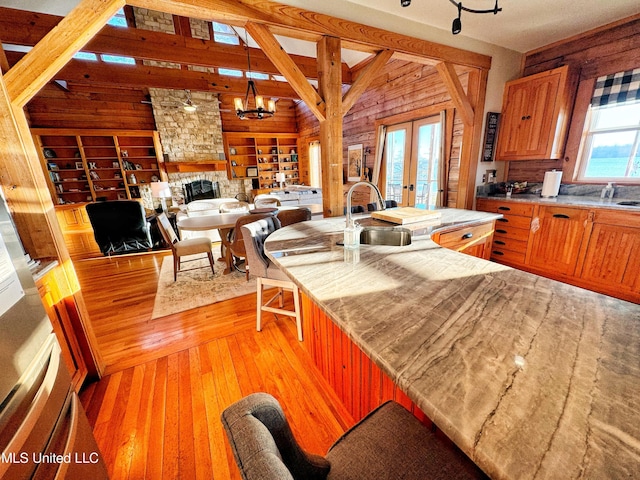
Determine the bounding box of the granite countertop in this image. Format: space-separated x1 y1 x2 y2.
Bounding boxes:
264 210 640 480
477 193 640 212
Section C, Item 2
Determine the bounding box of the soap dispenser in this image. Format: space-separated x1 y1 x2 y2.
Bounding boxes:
600 182 615 199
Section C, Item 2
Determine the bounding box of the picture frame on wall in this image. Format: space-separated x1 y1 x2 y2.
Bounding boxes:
347 144 363 182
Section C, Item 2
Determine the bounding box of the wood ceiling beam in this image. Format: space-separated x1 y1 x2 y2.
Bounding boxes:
436 61 475 126
342 49 394 116
3 0 125 108
0 41 9 74
0 7 352 83
127 0 491 70
5 51 298 99
246 22 326 121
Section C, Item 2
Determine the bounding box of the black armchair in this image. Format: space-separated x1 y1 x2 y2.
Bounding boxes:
86 200 153 256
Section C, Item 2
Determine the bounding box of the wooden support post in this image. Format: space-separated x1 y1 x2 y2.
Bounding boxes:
317 36 344 218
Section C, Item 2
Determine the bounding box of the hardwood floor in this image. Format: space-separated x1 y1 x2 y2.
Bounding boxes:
74 250 353 479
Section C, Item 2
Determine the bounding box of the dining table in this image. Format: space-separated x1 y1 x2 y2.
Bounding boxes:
177 212 247 274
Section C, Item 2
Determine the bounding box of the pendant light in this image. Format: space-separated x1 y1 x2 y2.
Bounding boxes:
401 0 502 36
234 35 276 120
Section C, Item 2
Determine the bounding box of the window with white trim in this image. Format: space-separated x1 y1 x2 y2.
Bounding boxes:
577 68 640 181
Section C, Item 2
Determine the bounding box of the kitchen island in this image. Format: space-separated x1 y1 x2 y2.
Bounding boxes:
264 209 640 480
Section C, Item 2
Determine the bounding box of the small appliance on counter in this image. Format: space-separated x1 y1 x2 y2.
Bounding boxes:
541 170 562 198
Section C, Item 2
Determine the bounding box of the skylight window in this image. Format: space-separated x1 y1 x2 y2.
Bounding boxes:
73 52 98 61
219 68 243 77
100 54 135 65
247 72 269 80
212 22 239 45
107 8 127 27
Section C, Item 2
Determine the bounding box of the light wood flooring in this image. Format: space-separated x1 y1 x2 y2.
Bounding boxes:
74 249 353 479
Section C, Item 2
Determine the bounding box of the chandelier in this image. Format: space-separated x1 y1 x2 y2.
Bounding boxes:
234 39 276 120
401 0 502 35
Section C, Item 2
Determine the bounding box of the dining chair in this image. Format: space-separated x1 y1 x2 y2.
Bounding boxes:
254 194 282 208
222 393 488 480
226 212 277 279
241 217 303 341
219 201 250 213
156 212 215 281
276 207 311 227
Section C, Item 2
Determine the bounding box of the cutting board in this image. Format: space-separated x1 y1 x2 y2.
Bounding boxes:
371 207 442 225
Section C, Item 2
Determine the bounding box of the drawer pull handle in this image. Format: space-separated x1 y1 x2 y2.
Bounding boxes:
496 229 508 234
461 232 473 240
492 251 504 256
497 218 509 223
552 214 570 219
494 240 506 245
497 206 511 211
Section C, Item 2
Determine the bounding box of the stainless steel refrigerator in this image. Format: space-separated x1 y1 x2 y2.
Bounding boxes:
0 192 108 479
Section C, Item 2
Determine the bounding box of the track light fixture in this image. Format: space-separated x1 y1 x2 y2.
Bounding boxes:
448 0 502 35
401 0 502 34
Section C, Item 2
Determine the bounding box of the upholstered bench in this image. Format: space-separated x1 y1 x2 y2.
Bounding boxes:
221 392 488 480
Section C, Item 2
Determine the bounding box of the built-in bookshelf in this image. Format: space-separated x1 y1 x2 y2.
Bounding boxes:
33 129 165 205
223 133 299 191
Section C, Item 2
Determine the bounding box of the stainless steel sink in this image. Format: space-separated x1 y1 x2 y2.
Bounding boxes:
360 226 412 246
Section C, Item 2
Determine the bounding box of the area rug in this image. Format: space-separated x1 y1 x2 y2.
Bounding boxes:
151 255 256 319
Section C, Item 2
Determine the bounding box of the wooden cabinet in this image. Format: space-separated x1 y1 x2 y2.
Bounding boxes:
495 66 575 161
224 132 300 191
33 129 165 205
476 198 533 266
575 210 640 303
527 206 589 276
432 221 495 260
477 197 640 303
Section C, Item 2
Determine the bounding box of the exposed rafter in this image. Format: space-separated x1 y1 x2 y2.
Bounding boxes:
342 49 394 116
0 7 353 84
436 61 474 126
246 22 326 122
5 51 298 99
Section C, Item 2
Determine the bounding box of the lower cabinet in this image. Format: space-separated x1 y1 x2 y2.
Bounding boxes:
431 221 495 260
476 197 640 304
527 206 589 277
575 210 640 302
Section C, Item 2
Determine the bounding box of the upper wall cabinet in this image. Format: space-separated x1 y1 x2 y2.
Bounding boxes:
495 65 576 161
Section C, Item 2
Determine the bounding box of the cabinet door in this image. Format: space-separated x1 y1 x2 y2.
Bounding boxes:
578 223 640 299
495 66 571 161
527 206 588 276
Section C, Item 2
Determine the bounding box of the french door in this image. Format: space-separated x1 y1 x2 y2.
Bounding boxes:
383 115 443 208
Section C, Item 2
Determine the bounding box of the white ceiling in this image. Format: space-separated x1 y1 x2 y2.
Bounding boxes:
1 0 639 54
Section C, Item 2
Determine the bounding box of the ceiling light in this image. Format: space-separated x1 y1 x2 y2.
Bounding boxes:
182 90 198 112
234 39 276 120
449 0 502 35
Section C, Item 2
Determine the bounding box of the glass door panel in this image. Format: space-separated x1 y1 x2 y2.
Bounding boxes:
384 123 411 205
413 117 442 208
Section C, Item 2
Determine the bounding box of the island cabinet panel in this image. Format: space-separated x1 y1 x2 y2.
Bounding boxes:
431 221 495 260
575 210 640 302
301 294 432 427
495 65 575 161
526 206 589 277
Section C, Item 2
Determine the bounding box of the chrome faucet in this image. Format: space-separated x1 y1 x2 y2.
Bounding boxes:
345 181 386 228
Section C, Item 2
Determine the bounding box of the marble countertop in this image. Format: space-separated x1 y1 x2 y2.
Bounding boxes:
264 211 640 480
477 193 640 212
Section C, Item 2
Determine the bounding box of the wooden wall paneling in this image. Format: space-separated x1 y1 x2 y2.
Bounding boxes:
523 15 640 76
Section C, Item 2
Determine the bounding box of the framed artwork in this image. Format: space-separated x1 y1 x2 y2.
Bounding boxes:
481 112 500 162
347 144 363 181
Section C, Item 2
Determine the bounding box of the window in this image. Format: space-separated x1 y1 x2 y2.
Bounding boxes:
212 22 240 45
100 54 135 65
578 68 640 181
219 68 243 77
73 52 98 61
107 8 127 27
309 141 322 188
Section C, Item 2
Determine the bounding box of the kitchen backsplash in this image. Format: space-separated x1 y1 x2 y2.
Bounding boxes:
477 182 640 199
